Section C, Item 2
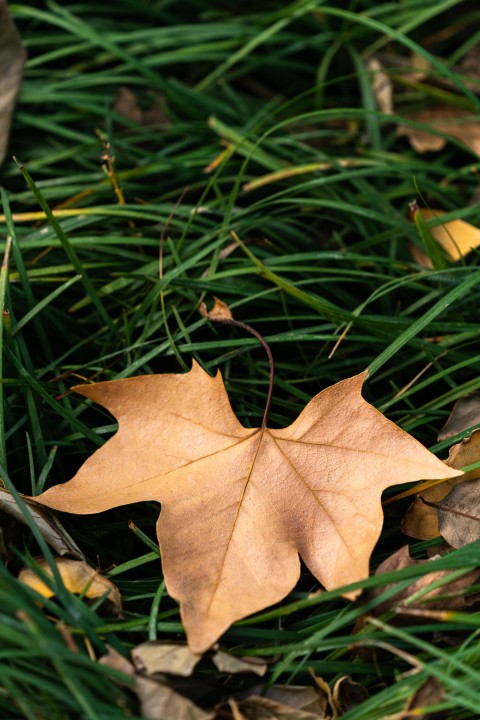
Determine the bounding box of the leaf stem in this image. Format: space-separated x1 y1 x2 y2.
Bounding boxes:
212 316 275 429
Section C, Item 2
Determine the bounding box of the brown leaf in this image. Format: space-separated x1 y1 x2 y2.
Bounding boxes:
402 429 479 541
0 0 26 164
366 57 393 115
100 646 213 720
438 394 480 440
113 86 169 126
232 694 326 719
132 641 201 677
241 682 329 718
212 650 267 676
397 106 480 155
401 677 446 720
435 477 480 548
32 361 458 652
19 557 121 613
199 296 233 321
370 546 480 615
0 488 84 560
331 676 369 715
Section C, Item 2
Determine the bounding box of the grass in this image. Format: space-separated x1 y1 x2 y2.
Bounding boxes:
1 0 480 717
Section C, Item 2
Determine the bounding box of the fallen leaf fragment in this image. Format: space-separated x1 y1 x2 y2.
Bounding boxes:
199 296 233 321
397 106 480 155
438 393 480 440
33 361 459 652
113 86 169 126
100 646 213 720
402 677 446 720
366 57 393 115
0 0 26 164
19 558 121 613
0 488 84 559
230 695 326 720
435 477 480 548
132 641 201 677
370 546 480 615
331 676 369 715
212 650 267 676
420 210 480 262
402 429 479 541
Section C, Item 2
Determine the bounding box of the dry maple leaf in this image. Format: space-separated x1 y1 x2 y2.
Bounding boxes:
33 361 459 652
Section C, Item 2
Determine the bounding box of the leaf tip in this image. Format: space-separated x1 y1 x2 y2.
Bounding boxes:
199 296 233 322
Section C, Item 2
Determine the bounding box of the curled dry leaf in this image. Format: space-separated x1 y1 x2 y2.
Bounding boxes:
32 361 458 652
100 646 213 720
331 676 369 716
397 106 480 155
132 641 201 677
402 429 479 541
370 546 480 615
199 296 233 322
0 0 26 164
19 558 121 613
0 488 84 560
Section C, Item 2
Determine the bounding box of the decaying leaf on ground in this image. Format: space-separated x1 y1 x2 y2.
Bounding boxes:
100 646 213 720
0 0 26 164
402 429 479 541
212 650 267 676
417 210 480 263
32 349 459 652
401 677 446 720
434 477 480 548
113 86 169 127
438 394 480 440
366 56 393 115
132 641 201 677
368 546 480 616
397 106 480 155
0 487 84 560
229 694 326 720
331 676 369 716
19 557 122 613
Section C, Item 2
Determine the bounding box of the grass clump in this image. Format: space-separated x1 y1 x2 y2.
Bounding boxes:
1 0 480 717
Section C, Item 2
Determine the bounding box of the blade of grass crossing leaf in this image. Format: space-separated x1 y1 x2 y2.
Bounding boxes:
367 619 480 712
349 46 382 151
0 191 12 468
14 161 112 328
413 208 448 270
368 270 480 376
0 462 68 601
